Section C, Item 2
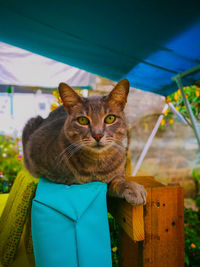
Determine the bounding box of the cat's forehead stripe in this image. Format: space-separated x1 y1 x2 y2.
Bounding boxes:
84 96 105 115
82 95 122 118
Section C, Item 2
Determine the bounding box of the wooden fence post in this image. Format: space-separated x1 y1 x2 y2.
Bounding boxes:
108 176 184 267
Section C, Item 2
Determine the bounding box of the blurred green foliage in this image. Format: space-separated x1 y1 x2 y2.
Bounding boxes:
108 212 120 267
160 84 200 129
184 156 200 267
184 205 200 267
0 135 23 193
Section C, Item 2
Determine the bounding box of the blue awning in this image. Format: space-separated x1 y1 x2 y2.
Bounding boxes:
0 0 199 96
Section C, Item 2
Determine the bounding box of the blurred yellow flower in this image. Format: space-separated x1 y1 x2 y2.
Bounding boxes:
52 90 62 104
165 96 171 103
163 108 169 116
52 90 59 98
177 89 181 95
195 91 200 97
51 103 58 111
191 243 196 248
175 106 179 111
174 92 179 101
112 247 118 252
169 119 174 125
160 119 165 126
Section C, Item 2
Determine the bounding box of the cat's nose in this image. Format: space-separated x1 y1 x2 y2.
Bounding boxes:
92 133 104 142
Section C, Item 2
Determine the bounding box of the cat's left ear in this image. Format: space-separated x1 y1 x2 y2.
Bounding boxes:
107 79 129 110
58 83 83 113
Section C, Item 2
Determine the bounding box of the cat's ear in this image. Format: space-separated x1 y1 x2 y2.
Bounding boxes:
58 83 83 113
107 79 129 110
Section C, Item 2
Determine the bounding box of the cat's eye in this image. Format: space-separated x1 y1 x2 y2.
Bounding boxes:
104 115 116 124
77 116 89 125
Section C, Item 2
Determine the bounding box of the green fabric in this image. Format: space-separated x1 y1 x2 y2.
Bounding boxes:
0 194 9 216
0 170 38 266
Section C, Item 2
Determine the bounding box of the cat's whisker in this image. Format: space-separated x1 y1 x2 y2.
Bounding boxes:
64 141 82 151
57 141 82 158
111 143 125 152
65 143 82 155
82 141 92 145
82 138 90 142
65 142 86 159
65 143 82 157
106 139 123 147
56 141 83 165
57 147 69 160
66 144 83 160
56 145 81 167
82 139 92 145
109 138 123 143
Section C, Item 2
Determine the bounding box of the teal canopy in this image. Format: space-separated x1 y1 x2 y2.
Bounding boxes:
0 0 200 96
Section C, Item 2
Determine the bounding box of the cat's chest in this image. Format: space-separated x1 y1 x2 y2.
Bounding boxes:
67 150 126 184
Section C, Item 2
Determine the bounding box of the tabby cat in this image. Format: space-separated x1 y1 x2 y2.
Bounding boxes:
22 79 146 205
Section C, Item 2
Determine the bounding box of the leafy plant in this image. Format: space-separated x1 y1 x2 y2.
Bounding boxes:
108 212 120 267
160 84 200 129
184 206 200 267
185 153 200 266
192 168 200 198
0 135 23 193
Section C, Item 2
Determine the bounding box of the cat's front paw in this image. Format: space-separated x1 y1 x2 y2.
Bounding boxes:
122 181 147 206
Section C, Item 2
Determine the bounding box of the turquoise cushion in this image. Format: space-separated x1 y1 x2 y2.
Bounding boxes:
31 178 112 267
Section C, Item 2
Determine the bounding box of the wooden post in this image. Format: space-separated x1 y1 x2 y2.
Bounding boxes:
108 176 184 267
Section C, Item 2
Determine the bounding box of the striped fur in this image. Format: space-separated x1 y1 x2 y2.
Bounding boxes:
22 79 147 205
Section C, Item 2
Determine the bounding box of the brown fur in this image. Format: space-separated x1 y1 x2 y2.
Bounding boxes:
22 79 146 205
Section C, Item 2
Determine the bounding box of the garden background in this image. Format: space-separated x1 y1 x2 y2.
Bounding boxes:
0 76 199 266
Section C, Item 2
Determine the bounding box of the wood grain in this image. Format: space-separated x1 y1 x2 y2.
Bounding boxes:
108 176 184 267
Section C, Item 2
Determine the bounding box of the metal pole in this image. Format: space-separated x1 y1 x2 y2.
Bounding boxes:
174 77 200 150
172 65 200 80
132 104 168 176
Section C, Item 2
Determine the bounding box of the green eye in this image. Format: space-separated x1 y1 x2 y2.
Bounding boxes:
104 115 116 124
77 116 89 125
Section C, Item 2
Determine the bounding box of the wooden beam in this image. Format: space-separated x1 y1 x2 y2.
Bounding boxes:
108 197 144 242
108 176 184 267
108 176 165 241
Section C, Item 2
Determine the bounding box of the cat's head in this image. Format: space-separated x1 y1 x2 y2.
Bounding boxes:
58 79 129 152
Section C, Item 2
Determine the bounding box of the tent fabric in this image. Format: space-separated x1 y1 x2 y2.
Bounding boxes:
0 42 96 89
31 178 112 267
0 0 200 96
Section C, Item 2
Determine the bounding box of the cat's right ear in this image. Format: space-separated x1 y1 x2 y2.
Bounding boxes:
107 79 129 110
58 83 83 113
